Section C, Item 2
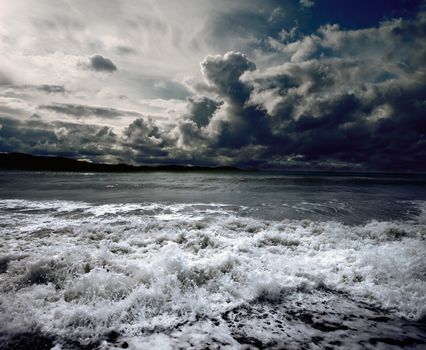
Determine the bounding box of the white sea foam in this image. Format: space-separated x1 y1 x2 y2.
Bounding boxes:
0 199 425 348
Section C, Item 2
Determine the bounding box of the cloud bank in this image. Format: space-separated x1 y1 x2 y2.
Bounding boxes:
0 1 424 171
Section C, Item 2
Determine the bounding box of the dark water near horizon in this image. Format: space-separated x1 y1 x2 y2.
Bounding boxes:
1 171 426 224
0 171 425 349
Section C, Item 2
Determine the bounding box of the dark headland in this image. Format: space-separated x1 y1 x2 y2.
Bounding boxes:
0 152 242 173
0 152 426 181
1 152 425 178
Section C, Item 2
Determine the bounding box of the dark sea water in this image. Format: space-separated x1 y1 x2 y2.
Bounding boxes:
0 171 425 349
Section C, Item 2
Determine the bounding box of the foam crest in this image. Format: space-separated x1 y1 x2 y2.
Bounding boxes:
0 199 425 348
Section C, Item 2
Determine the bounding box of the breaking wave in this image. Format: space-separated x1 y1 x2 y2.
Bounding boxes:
0 199 425 349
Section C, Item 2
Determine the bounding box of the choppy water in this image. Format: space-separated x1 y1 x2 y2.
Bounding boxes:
0 171 425 349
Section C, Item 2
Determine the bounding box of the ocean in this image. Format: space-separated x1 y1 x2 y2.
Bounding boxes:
0 171 425 349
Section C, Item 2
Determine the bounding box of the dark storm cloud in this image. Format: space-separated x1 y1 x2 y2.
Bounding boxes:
124 118 163 142
88 55 117 72
122 118 172 161
0 117 58 154
186 96 222 128
172 13 426 170
241 14 426 170
196 52 271 149
201 51 256 102
39 103 140 119
0 116 118 160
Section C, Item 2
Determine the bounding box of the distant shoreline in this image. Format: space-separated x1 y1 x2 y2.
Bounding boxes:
0 152 425 177
0 152 243 173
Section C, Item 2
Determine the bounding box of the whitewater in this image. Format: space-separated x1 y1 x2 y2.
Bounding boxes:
0 171 425 349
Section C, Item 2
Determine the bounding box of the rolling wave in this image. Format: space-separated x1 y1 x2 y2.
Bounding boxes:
0 199 425 349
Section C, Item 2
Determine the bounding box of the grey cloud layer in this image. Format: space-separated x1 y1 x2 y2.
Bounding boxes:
0 11 425 170
39 103 140 119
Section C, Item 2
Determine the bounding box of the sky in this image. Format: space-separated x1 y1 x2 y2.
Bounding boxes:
0 0 425 171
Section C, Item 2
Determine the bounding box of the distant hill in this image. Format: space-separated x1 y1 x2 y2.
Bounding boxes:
0 153 241 173
1 152 423 177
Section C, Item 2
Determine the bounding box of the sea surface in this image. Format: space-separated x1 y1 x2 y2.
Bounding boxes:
0 171 425 349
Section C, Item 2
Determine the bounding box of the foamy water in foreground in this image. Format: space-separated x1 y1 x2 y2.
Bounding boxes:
0 172 425 349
